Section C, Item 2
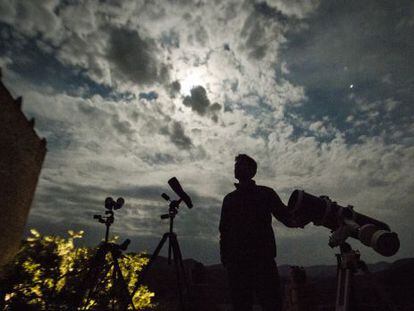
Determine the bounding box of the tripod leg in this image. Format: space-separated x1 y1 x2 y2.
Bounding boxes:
171 235 190 296
170 234 193 311
112 257 136 311
82 263 113 310
336 267 345 311
335 268 352 311
343 269 352 311
131 233 170 296
171 237 186 311
75 245 108 309
168 238 172 265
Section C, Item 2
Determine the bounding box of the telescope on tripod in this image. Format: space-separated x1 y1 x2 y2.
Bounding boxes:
131 177 193 311
287 190 400 311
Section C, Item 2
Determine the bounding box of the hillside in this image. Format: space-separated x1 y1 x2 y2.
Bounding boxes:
136 256 414 311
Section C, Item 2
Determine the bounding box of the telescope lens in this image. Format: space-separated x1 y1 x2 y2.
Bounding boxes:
115 197 125 209
372 230 400 257
105 197 114 209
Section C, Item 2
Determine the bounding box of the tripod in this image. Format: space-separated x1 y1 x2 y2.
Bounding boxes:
131 194 190 311
334 243 363 311
74 198 136 310
334 242 398 311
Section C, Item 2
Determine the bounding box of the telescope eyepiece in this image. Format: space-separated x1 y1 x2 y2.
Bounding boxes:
161 193 170 201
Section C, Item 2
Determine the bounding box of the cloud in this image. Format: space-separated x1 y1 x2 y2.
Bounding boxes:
182 86 221 122
0 0 61 42
161 121 193 150
262 0 321 18
168 80 181 98
239 4 287 61
107 27 168 86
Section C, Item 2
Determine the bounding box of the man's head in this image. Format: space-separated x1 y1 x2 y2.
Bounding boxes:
234 154 257 181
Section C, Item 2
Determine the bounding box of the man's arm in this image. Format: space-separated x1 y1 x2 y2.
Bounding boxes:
270 190 298 228
219 195 230 266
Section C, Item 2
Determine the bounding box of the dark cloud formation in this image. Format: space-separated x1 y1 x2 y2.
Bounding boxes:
254 2 290 25
169 121 193 149
183 86 221 121
240 14 269 60
183 86 210 115
107 27 168 85
168 80 181 98
161 121 193 150
239 2 293 61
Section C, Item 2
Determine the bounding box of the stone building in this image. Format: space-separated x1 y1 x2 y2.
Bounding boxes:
0 70 47 267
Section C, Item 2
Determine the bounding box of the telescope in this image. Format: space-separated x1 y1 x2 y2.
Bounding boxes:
130 178 193 309
167 177 193 209
287 190 399 257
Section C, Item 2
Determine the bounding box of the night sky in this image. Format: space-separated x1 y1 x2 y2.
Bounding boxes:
1 0 413 266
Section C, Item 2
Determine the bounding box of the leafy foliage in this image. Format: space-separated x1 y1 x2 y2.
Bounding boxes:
0 229 154 310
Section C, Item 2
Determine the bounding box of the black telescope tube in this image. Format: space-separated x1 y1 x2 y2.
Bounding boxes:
168 177 193 208
287 190 400 257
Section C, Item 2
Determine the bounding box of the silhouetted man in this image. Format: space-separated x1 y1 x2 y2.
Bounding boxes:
219 154 297 311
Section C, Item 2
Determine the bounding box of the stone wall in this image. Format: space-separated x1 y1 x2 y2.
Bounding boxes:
0 70 47 266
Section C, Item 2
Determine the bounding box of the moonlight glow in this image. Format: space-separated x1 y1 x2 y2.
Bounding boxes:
180 68 208 96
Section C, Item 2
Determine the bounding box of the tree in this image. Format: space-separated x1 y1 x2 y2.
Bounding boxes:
0 229 154 310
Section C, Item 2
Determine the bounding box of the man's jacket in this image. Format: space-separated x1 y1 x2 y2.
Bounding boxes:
219 180 289 265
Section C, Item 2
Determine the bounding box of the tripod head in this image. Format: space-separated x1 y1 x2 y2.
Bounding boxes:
94 197 125 243
160 193 182 220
